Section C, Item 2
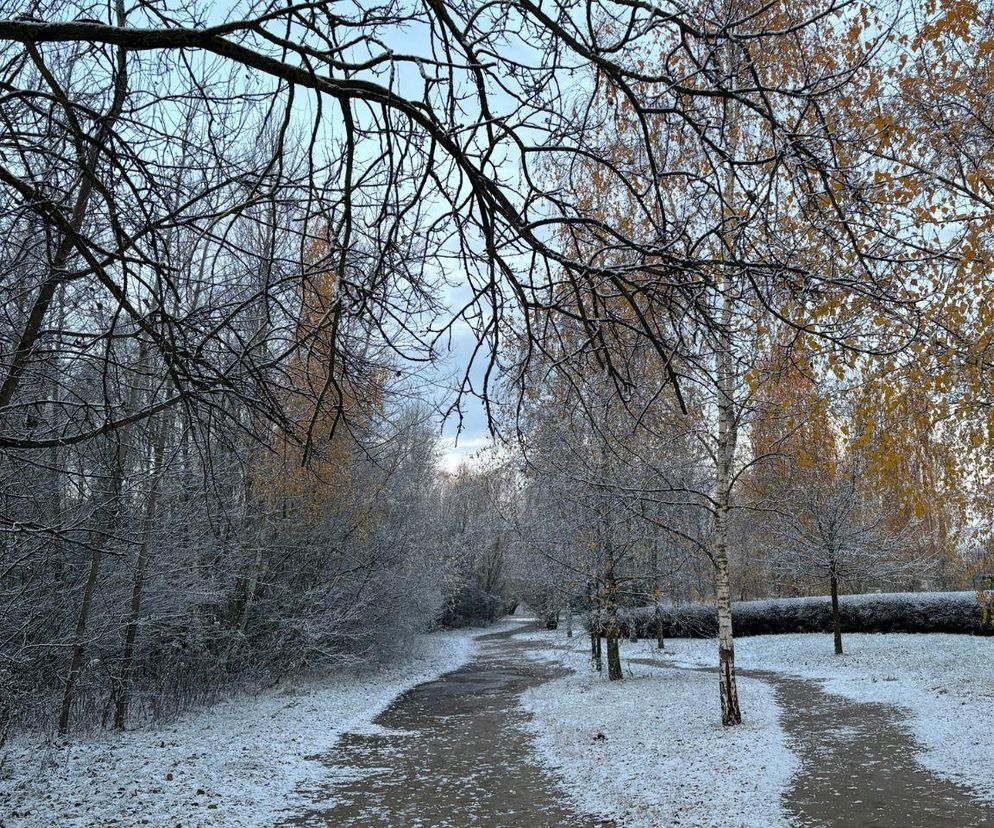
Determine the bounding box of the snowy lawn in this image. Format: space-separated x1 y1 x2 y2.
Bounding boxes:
513 629 799 828
654 632 994 802
1 625 504 828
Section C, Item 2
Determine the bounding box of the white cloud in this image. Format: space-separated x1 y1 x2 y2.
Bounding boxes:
437 435 495 473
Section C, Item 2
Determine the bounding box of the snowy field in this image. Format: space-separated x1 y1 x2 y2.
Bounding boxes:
514 629 799 828
1 626 494 828
641 632 994 803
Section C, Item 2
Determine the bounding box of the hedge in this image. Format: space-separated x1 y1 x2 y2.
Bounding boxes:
591 591 993 638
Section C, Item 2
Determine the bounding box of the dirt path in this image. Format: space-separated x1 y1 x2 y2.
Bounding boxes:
280 627 993 827
281 626 610 828
630 654 994 827
767 670 994 827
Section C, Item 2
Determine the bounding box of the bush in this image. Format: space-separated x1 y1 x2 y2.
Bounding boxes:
592 591 991 638
436 585 505 628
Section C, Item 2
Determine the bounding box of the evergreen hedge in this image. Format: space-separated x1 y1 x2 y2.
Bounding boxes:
592 591 992 638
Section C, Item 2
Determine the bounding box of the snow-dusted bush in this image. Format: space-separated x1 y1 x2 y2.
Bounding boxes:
1 410 455 735
437 585 506 627
596 591 989 638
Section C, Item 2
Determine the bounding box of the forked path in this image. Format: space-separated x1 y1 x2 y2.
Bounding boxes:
632 654 994 828
281 626 610 828
282 627 994 827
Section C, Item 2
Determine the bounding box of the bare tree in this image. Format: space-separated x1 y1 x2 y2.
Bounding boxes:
770 456 929 655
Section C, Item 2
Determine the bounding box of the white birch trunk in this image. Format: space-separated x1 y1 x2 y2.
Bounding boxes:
715 308 742 726
713 7 743 726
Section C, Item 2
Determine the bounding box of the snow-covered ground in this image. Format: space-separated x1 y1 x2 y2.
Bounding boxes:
513 629 799 828
650 632 994 802
1 626 499 828
6 622 987 828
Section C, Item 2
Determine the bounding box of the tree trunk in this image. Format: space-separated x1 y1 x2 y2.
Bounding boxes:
590 584 603 672
606 630 621 679
59 548 104 735
565 601 573 638
59 441 125 735
653 544 665 650
710 0 744 728
239 540 267 635
714 298 742 726
830 566 843 655
113 421 167 730
60 318 143 735
604 566 623 681
655 602 665 651
715 543 741 726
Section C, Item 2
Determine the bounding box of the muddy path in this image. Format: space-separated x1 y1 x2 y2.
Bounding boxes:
281 625 610 828
630 653 994 828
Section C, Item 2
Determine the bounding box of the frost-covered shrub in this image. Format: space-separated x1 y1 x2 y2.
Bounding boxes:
593 591 989 638
437 585 505 628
